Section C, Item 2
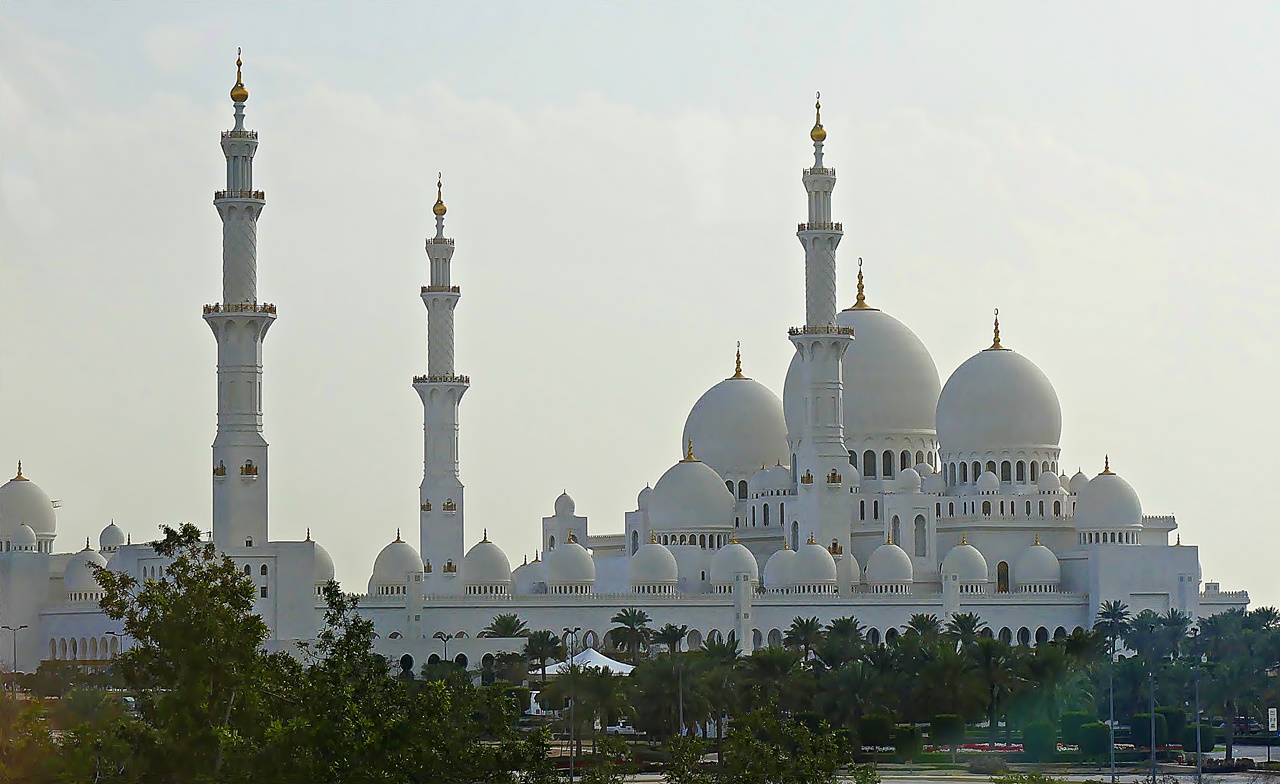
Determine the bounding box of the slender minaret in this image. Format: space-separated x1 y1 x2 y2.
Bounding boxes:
205 51 274 551
789 94 855 592
415 176 468 590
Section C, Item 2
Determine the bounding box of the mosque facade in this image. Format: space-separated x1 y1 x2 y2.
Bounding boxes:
0 64 1250 675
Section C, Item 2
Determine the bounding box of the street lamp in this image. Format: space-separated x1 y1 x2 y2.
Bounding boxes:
1194 645 1207 784
432 630 466 662
563 626 581 784
2 624 29 692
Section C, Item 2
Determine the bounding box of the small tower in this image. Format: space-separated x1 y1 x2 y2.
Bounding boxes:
205 50 274 551
415 175 468 591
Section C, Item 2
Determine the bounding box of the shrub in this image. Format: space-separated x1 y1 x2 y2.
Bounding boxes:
1023 721 1057 762
931 713 966 750
968 755 1009 774
1181 724 1215 754
894 725 923 760
850 764 882 784
1060 711 1092 746
858 714 894 749
1079 722 1111 760
1155 707 1185 745
992 774 1065 784
1131 713 1168 749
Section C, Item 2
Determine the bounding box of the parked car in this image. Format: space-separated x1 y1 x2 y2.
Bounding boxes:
605 720 639 736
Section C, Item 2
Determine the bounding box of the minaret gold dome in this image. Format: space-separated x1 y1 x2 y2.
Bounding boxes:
810 92 826 143
433 173 447 217
230 49 249 103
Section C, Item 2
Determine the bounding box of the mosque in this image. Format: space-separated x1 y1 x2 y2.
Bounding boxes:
0 60 1251 675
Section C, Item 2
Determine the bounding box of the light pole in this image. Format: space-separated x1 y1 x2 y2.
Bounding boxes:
678 658 684 737
433 630 462 662
1109 641 1117 783
1194 650 1206 784
2 624 28 692
1148 661 1157 784
563 626 581 784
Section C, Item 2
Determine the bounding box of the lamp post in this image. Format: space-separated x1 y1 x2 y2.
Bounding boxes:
432 630 463 662
563 626 581 784
1195 650 1206 784
1149 661 1157 784
1109 642 1117 783
2 624 28 692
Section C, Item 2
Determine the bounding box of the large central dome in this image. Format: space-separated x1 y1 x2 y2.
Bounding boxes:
682 354 788 479
937 342 1062 454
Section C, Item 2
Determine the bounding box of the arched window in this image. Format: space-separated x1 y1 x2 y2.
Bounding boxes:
780 502 785 526
763 503 770 526
245 537 253 548
999 627 1012 644
999 461 1011 482
1035 627 1049 646
791 521 799 551
679 535 687 545
752 507 757 526
1025 501 1031 516
752 629 763 650
891 516 901 545
699 534 707 548
49 639 56 660
872 500 879 520
859 500 865 521
1017 627 1031 646
1016 461 1026 482
1038 500 1045 516
982 501 991 516
767 628 782 648
997 561 1010 593
631 530 639 555
972 461 981 481
948 502 954 516
1030 461 1039 482
949 463 957 486
915 450 925 466
260 564 268 576
882 450 895 478
849 451 857 468
726 480 733 495
243 565 251 576
885 628 899 644
1053 500 1061 516
913 515 926 557
1043 461 1050 474
862 450 876 478
960 462 968 483
867 628 881 646
985 460 997 476
737 480 748 500
1000 501 1005 514
548 535 556 550
900 451 910 471
935 502 941 517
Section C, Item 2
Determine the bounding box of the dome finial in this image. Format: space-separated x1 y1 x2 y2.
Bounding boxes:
1100 455 1114 475
567 528 577 543
650 529 657 544
986 308 1009 351
230 48 249 103
810 91 826 143
84 537 91 551
961 532 968 545
305 527 311 541
731 341 746 379
1176 533 1181 546
395 528 403 543
433 172 447 217
681 439 699 462
482 528 489 542
807 531 817 545
12 460 26 481
1034 532 1041 546
847 257 879 311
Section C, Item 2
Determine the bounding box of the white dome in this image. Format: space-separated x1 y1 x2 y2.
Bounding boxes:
1074 467 1142 529
942 541 989 582
544 539 595 586
313 540 335 583
630 540 679 586
1058 473 1071 489
835 306 942 437
914 462 935 476
936 344 1062 453
554 492 576 517
682 372 789 478
783 353 805 441
370 535 423 587
922 472 946 494
64 546 107 593
710 541 759 585
463 535 512 585
896 468 922 493
1015 541 1061 586
648 457 735 531
1069 470 1091 495
866 542 913 584
1036 471 1062 492
795 539 838 585
637 485 652 511
763 546 798 589
0 466 56 537
99 522 126 552
514 555 547 594
11 522 37 549
976 471 1000 492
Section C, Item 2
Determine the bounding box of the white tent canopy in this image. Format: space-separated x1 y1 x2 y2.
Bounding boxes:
544 648 634 676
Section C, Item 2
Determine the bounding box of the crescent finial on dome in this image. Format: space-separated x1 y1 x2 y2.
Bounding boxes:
650 530 657 544
807 531 817 545
482 528 489 543
961 532 968 545
810 91 826 143
731 341 747 379
1100 455 1114 475
986 308 1009 351
433 173 447 217
846 257 879 311
395 528 403 542
681 439 700 462
1034 532 1041 546
12 460 26 481
230 48 249 103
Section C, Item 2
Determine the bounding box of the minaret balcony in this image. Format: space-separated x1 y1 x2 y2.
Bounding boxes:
426 237 456 247
204 302 277 314
788 325 854 336
413 373 470 384
797 222 842 232
214 189 265 200
421 285 460 293
803 166 835 176
221 130 258 140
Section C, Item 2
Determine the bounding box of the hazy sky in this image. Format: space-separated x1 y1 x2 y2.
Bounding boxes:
2 3 1277 608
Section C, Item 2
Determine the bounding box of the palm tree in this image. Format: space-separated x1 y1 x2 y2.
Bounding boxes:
918 644 980 719
905 613 944 645
700 637 740 665
826 616 865 643
816 617 864 669
1124 609 1162 658
1157 609 1193 661
945 612 988 650
478 612 531 638
783 616 825 660
972 637 1019 751
524 629 566 684
740 647 800 704
608 608 653 664
652 623 689 654
1096 599 1132 776
581 666 632 754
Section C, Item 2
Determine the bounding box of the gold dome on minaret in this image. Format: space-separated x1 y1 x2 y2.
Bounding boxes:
433 173 447 217
230 49 249 103
810 92 826 143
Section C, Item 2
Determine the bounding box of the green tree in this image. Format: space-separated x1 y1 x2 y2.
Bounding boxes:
944 612 988 650
972 637 1020 751
721 703 841 784
931 713 966 763
525 629 566 684
783 616 825 660
478 612 531 638
608 607 653 664
904 613 944 645
1022 721 1056 762
653 623 689 654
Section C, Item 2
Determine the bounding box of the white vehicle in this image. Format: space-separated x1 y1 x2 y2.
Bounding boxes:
605 720 639 736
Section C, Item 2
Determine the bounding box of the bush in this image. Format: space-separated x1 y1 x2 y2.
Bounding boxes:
1060 711 1092 746
1079 722 1111 760
992 774 1065 784
1181 724 1216 753
894 725 923 760
858 714 894 749
1156 707 1186 745
850 764 882 784
1131 713 1168 749
931 713 966 750
1023 721 1057 762
968 755 1009 774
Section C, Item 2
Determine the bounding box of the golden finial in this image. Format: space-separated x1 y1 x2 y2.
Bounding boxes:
433 173 447 217
1034 533 1041 546
731 341 746 379
230 48 249 103
567 528 576 543
84 537 91 551
305 528 311 541
650 530 657 544
482 528 489 543
533 549 540 562
395 528 403 543
886 533 892 545
782 536 790 550
730 531 738 544
807 531 816 545
681 439 699 462
986 308 1009 351
1175 533 1181 546
846 258 879 311
810 91 826 143
12 460 26 482
961 532 968 545
1100 455 1114 475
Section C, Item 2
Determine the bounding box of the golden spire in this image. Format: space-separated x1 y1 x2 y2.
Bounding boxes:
650 530 657 544
482 528 489 542
12 460 26 481
782 536 790 550
681 439 700 462
567 528 576 543
810 91 826 143
394 528 403 543
305 528 311 541
433 173 447 217
807 531 817 545
1100 455 1114 475
230 48 249 103
846 257 878 311
731 341 746 379
730 531 738 544
985 308 1009 351
961 532 968 545
84 537 91 551
1034 532 1041 546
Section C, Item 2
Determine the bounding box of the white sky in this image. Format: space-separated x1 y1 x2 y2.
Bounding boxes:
2 3 1277 608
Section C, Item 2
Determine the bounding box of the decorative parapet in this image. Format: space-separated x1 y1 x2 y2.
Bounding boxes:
214 189 265 200
800 470 814 485
426 237 456 247
213 460 227 477
239 460 259 477
797 221 842 231
204 302 277 314
442 559 458 574
221 130 259 139
826 470 842 484
442 498 457 512
421 285 461 293
788 325 855 336
413 373 470 384
421 500 432 512
802 166 835 176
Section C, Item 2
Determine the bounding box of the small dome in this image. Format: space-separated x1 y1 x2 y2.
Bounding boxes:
752 463 791 495
795 538 838 585
0 465 56 537
648 458 735 531
370 534 423 589
1036 471 1062 493
463 535 512 586
554 492 576 517
763 545 798 590
681 372 789 479
514 555 547 595
942 541 989 583
544 538 595 586
12 522 37 549
710 540 760 585
1069 469 1091 495
1058 473 1072 491
976 471 1000 492
922 472 946 494
64 546 108 593
637 485 652 511
1014 540 1061 587
630 540 679 587
936 338 1062 454
313 540 335 583
896 468 922 493
914 462 935 476
1074 466 1142 529
865 542 913 584
99 522 126 552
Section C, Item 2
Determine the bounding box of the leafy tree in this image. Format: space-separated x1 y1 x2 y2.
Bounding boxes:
783 616 825 660
1079 721 1111 759
905 613 944 645
525 629 566 683
0 695 58 782
720 703 841 784
666 735 714 784
478 612 531 638
1021 721 1056 762
1130 712 1168 749
608 607 653 664
740 647 800 705
653 623 690 654
1059 711 1091 746
972 637 1020 751
931 713 966 763
894 724 923 761
945 612 988 650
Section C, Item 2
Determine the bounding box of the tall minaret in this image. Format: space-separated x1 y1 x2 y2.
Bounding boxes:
789 94 856 592
205 51 274 551
415 176 468 590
